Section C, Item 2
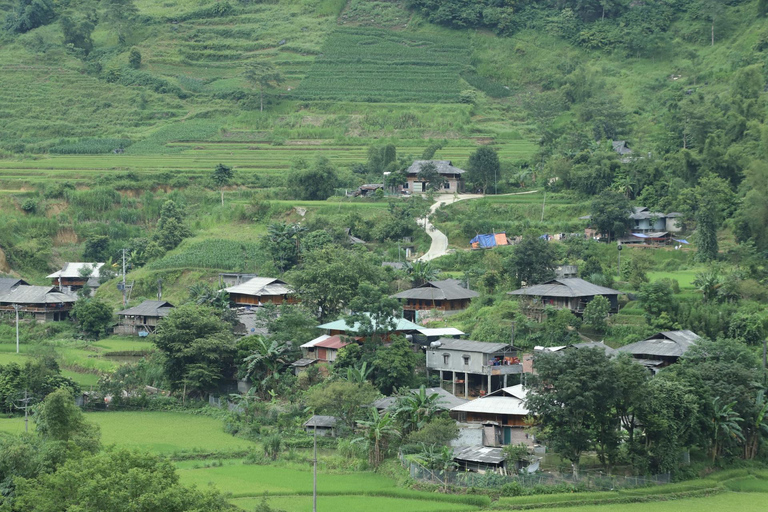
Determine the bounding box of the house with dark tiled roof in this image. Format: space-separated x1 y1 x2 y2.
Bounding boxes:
0 286 76 322
404 160 465 193
617 330 701 370
392 279 478 321
508 278 621 320
115 300 175 336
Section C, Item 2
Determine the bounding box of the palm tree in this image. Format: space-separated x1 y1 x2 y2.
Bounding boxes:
395 386 443 435
355 407 401 468
406 260 440 287
345 361 373 384
244 337 290 396
744 390 768 460
710 397 745 462
414 443 457 491
693 269 722 303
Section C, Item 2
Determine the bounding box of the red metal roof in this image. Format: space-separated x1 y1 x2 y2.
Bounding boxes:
314 335 357 350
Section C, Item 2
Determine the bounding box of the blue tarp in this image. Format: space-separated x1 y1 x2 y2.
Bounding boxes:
470 234 497 248
675 239 690 244
630 233 651 238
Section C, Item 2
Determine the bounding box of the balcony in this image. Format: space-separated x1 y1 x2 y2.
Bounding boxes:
482 363 523 376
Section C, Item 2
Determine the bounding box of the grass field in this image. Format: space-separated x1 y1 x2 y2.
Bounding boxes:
178 461 398 495
231 495 479 512
0 411 253 454
523 493 766 512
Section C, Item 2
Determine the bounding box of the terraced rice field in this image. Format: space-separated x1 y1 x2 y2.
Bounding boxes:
0 139 536 184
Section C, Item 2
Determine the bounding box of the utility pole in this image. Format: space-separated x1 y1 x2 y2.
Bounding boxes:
13 304 20 353
313 421 318 512
617 241 623 278
122 248 127 307
540 190 546 222
13 389 32 433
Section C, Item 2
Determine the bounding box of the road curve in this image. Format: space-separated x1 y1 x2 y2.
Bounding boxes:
416 190 540 262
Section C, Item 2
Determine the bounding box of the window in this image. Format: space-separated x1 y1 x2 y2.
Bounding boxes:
463 355 470 366
443 353 450 365
444 182 450 189
403 182 409 189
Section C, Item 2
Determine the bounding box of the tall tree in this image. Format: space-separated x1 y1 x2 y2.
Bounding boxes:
243 61 284 112
467 146 500 194
34 388 100 453
589 190 632 241
355 408 400 468
153 305 236 396
154 200 192 251
212 163 234 206
286 247 388 320
416 162 447 192
287 156 339 200
102 0 139 45
503 235 557 287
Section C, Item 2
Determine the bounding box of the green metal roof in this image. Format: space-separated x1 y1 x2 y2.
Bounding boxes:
318 314 422 333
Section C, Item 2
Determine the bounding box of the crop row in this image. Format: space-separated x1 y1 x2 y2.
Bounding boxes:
146 239 267 272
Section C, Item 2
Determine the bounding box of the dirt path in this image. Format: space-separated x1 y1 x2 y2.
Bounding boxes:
416 190 539 262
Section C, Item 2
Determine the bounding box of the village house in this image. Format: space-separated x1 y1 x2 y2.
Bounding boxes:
404 160 465 193
618 330 701 371
451 384 533 447
224 277 296 307
303 415 339 437
392 279 479 321
114 300 175 336
47 262 105 294
426 338 521 398
508 278 621 320
316 314 423 340
580 207 683 239
292 334 362 368
372 387 467 417
0 285 76 322
0 278 29 295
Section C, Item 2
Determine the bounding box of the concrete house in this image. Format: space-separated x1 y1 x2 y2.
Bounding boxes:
618 330 701 371
392 279 479 321
115 300 175 336
508 278 621 320
404 160 465 193
451 384 532 447
224 277 296 307
47 262 105 294
426 338 521 398
0 286 76 322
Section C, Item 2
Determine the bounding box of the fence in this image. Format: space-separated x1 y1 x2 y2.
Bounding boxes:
399 453 671 490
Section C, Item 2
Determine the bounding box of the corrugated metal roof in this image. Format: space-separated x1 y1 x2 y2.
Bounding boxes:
453 446 505 464
314 335 351 350
618 330 700 358
0 286 76 304
406 160 466 176
117 300 175 317
47 262 105 279
392 279 479 301
373 387 467 411
304 415 338 428
487 384 527 400
416 327 465 337
317 315 422 333
508 278 621 298
224 277 294 297
452 396 529 416
429 338 513 354
0 278 28 295
301 334 331 349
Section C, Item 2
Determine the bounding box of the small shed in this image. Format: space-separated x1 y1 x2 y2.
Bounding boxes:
303 415 339 437
453 446 506 473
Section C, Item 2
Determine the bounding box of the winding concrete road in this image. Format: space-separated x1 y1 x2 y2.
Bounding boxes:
417 193 482 262
416 191 539 262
